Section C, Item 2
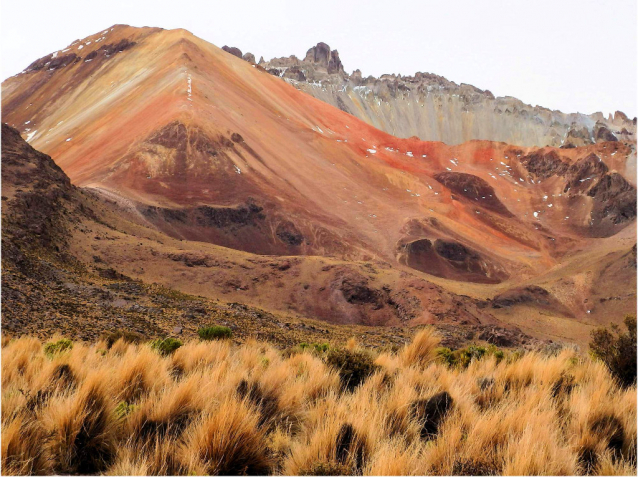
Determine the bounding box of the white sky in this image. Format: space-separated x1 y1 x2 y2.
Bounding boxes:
1 0 636 117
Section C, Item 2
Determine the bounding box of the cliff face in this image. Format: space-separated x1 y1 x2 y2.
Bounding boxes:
258 43 637 148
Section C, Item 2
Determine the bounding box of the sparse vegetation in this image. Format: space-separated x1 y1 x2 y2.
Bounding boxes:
1 329 635 475
197 325 233 341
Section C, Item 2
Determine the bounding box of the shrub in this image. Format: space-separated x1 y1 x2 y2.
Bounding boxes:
313 343 330 353
295 342 329 355
436 347 454 366
114 401 137 420
325 348 378 391
197 325 233 341
589 315 637 388
102 330 143 349
44 339 73 358
150 338 182 356
437 344 504 368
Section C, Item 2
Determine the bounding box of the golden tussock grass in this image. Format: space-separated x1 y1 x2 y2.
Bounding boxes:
1 328 635 475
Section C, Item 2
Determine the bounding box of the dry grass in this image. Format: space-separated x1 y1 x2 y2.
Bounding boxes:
1 329 635 475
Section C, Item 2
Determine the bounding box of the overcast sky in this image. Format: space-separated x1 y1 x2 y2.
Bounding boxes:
2 0 636 117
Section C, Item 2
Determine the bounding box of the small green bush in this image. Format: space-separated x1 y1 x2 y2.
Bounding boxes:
313 343 330 353
436 347 454 366
44 339 73 358
590 314 637 388
297 342 329 354
150 337 182 356
325 348 378 391
197 325 233 340
437 344 504 368
114 401 137 419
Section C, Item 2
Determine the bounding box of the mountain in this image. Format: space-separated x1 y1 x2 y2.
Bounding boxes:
0 122 519 347
253 42 637 148
2 25 636 346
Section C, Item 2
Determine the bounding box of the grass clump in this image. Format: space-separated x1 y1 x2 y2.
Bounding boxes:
590 314 637 388
197 325 233 341
1 323 636 476
101 330 143 349
44 338 73 358
150 338 182 356
325 347 378 391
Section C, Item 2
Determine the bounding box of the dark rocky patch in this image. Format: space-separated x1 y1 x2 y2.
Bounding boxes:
242 52 256 63
99 39 136 56
519 150 569 179
490 285 573 317
26 52 79 72
281 66 306 82
491 285 551 308
275 221 304 246
140 201 265 230
147 121 188 150
339 276 383 308
588 172 636 226
401 238 508 284
194 202 264 228
594 123 618 142
222 46 242 58
563 153 608 194
433 172 512 216
434 240 473 262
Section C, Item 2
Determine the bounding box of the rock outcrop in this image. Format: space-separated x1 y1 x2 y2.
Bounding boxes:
256 43 636 148
221 45 243 58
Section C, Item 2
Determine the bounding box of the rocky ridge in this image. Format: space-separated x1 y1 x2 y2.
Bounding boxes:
217 42 637 148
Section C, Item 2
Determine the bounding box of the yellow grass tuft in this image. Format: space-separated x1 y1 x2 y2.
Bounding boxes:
1 333 635 475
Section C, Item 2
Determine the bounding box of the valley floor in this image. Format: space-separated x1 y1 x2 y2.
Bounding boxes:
1 330 636 476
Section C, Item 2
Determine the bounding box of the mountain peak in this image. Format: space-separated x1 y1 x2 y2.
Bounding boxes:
304 42 344 74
